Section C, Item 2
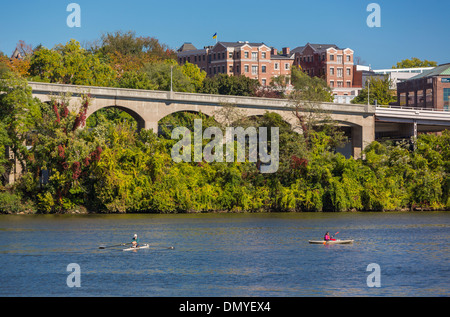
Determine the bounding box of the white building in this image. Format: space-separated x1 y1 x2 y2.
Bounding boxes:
372 67 434 89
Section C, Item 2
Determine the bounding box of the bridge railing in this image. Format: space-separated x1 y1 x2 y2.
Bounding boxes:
376 105 450 112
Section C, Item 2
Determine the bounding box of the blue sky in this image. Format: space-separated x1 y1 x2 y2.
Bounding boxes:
0 0 448 69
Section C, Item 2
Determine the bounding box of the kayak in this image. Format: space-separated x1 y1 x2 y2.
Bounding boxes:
309 240 354 245
123 244 150 251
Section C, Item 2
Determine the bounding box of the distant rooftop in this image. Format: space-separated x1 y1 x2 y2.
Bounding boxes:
177 42 197 52
291 43 340 54
409 63 450 80
373 67 434 75
217 41 266 48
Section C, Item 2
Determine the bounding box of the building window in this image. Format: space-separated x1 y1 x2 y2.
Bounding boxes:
444 88 450 111
337 55 343 63
262 65 266 73
229 52 233 58
330 81 334 88
245 52 249 59
262 52 266 59
244 65 249 73
252 65 258 74
274 63 279 70
329 55 334 61
252 52 258 61
346 68 351 76
337 81 343 87
262 79 267 86
346 55 351 62
229 65 233 73
346 81 351 87
337 68 343 77
285 63 290 70
330 67 334 75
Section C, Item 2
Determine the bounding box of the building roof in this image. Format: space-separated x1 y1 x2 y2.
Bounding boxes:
11 48 23 60
218 41 266 48
291 43 340 54
271 54 294 60
309 43 340 52
409 63 450 80
177 42 197 52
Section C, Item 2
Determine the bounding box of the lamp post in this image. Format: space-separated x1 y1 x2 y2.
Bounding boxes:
367 78 370 106
170 65 173 92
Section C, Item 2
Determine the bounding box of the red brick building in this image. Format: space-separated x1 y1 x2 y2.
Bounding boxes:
291 43 356 97
177 41 294 86
396 63 450 110
177 41 359 101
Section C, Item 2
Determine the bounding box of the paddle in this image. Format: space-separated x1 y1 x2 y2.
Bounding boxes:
99 243 126 249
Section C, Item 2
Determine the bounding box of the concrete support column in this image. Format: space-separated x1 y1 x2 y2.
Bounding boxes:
351 126 363 159
351 123 375 159
144 121 159 134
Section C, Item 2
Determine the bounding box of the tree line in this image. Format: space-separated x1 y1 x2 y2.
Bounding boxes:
0 32 448 213
0 71 448 213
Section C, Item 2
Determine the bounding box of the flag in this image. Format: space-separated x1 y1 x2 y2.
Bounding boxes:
213 33 217 39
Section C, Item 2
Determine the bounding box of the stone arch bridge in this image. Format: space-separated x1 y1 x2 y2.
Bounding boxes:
29 82 376 159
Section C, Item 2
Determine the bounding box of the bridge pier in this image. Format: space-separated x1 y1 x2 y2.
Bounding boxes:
144 121 159 133
350 124 375 159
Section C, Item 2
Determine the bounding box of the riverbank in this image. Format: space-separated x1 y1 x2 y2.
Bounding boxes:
1 200 447 215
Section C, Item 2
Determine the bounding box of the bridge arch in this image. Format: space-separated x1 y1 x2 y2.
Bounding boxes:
86 105 147 130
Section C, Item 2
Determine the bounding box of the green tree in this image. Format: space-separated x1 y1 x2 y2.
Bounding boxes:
116 70 157 90
0 72 42 172
142 60 195 92
199 73 260 96
29 40 116 86
96 30 176 60
393 58 437 69
181 62 207 92
26 94 103 212
290 66 333 102
351 76 397 105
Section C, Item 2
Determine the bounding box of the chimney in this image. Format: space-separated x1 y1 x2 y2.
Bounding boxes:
271 47 278 55
282 47 290 55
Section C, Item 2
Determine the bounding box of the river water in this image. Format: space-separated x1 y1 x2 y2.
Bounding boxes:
0 212 449 297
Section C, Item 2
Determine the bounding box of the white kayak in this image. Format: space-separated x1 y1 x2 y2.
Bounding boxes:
309 240 354 245
123 244 150 251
